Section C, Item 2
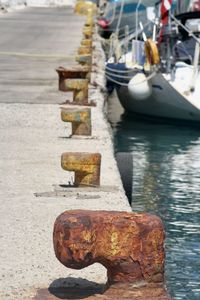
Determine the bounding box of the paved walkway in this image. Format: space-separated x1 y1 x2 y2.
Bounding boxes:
0 6 130 300
0 6 83 104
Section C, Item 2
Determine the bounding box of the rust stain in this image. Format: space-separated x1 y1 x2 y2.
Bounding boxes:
81 39 92 47
61 108 91 136
61 153 101 187
78 46 92 55
53 211 165 284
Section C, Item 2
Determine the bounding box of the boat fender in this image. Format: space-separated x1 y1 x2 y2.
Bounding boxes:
128 73 152 100
145 38 160 65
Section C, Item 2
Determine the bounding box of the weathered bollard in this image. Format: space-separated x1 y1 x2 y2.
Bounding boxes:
85 16 94 27
81 38 92 47
78 46 92 55
83 26 93 39
76 54 92 67
61 153 101 187
60 78 89 105
53 210 165 285
56 66 90 90
61 107 91 136
74 1 97 16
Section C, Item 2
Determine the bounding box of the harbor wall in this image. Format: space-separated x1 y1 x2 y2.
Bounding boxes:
0 5 170 299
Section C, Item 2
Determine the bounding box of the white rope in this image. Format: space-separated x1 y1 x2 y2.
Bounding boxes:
115 0 125 32
106 64 135 73
106 73 129 86
106 2 117 26
106 70 157 86
105 70 134 79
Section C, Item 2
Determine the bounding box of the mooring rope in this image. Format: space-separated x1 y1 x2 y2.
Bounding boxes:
106 70 157 86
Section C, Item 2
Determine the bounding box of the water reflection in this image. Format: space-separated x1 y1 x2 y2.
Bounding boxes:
111 112 200 300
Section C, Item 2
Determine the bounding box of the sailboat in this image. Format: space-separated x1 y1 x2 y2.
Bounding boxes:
98 0 157 38
106 0 200 122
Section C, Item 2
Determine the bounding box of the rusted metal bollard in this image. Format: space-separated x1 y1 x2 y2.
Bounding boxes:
61 107 91 136
74 1 97 16
61 153 101 187
76 54 92 67
81 38 92 47
83 26 93 39
78 45 92 55
56 66 90 90
53 210 170 299
85 14 94 26
60 78 89 105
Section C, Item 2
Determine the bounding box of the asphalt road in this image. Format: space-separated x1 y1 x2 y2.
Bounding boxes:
0 6 84 104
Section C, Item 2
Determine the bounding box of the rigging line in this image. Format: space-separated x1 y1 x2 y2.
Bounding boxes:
169 13 200 45
135 0 143 41
106 2 117 25
120 21 151 45
115 0 125 32
105 73 129 86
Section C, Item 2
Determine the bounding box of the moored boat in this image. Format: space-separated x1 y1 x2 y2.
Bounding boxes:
106 0 200 122
98 0 157 38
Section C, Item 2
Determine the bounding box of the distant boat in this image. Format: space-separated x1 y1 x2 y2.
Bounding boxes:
106 0 200 122
98 0 157 38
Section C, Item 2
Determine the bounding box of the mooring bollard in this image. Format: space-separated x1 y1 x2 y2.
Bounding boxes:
76 54 92 66
85 17 94 28
74 1 97 16
53 210 165 284
60 78 89 104
61 153 101 187
81 38 92 47
78 45 92 55
56 66 90 90
83 26 93 39
61 107 91 136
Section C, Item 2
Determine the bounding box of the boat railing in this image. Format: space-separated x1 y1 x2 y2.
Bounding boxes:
169 12 200 45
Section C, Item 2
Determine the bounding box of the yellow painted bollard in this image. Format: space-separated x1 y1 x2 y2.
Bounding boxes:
78 46 92 55
61 107 91 136
83 26 93 38
85 16 94 27
61 152 101 187
81 39 92 47
74 1 97 16
59 78 89 105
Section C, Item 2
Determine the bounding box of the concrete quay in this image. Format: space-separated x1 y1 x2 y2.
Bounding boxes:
0 6 130 300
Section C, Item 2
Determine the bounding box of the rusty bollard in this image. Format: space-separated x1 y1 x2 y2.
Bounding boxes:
81 38 92 47
83 26 93 38
53 210 170 299
78 45 92 55
56 66 90 90
61 78 89 105
61 107 91 136
74 1 97 16
76 54 92 67
61 153 101 187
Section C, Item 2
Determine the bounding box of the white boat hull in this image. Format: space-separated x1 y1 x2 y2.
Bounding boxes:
116 73 200 122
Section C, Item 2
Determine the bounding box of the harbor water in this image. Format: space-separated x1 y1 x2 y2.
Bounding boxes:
108 92 200 300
